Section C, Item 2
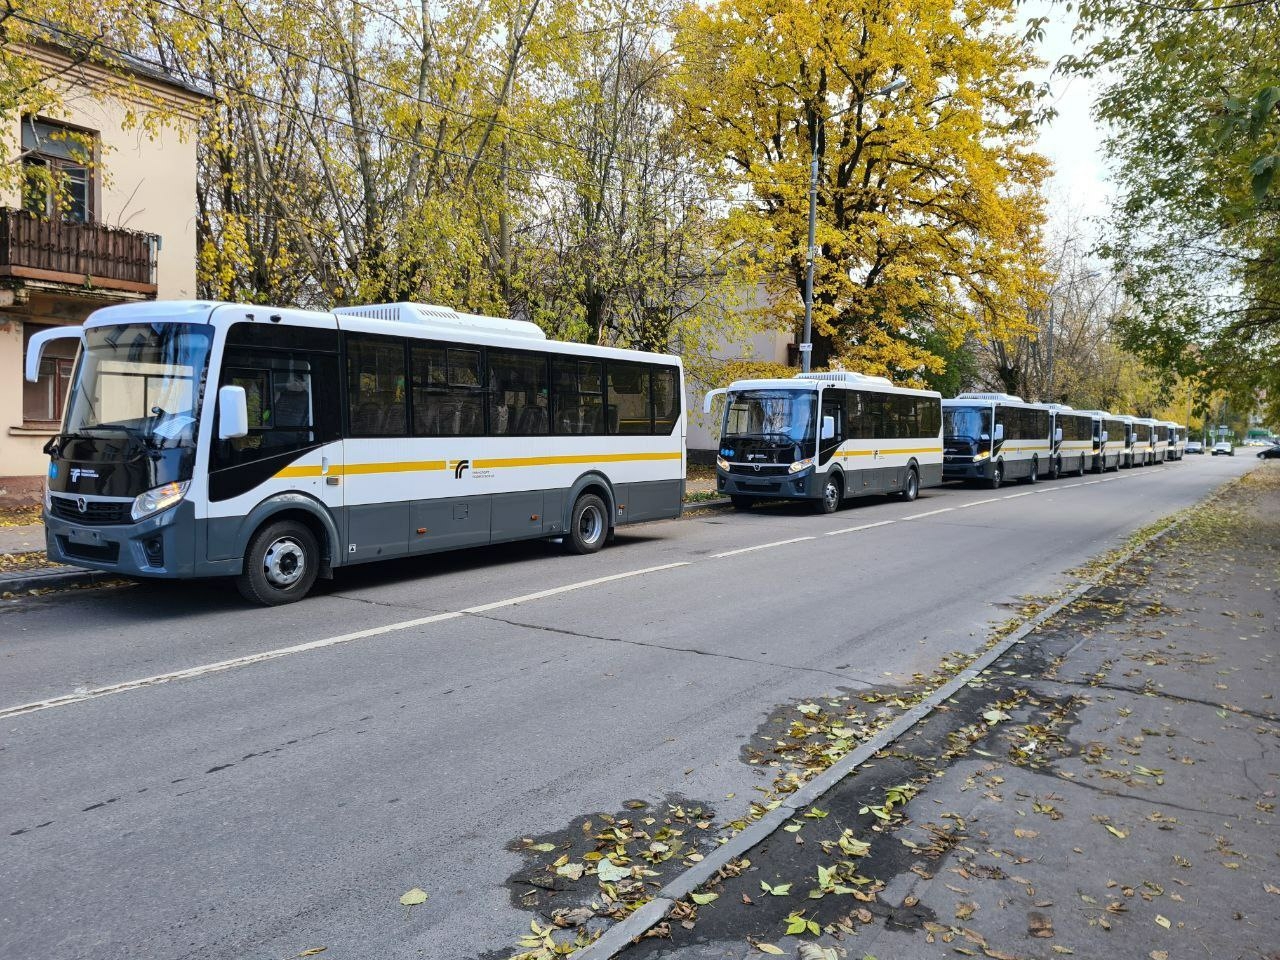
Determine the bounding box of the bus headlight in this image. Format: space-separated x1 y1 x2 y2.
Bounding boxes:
788 457 814 474
716 455 729 471
131 481 190 521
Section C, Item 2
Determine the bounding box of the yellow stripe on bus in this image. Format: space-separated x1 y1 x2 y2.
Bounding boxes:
473 452 682 469
274 451 680 480
838 446 943 458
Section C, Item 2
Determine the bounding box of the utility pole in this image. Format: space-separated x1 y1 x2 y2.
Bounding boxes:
800 77 908 373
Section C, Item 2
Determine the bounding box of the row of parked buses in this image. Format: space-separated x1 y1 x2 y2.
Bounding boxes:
24 299 1185 605
705 379 1187 510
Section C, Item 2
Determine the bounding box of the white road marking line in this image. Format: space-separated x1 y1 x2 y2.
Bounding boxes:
462 562 689 612
1060 483 1084 488
1084 480 1101 485
824 520 897 536
953 497 1001 508
0 562 691 720
1002 491 1034 499
902 507 955 520
711 537 815 558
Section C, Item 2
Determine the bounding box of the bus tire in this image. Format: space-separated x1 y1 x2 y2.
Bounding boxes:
1027 456 1039 483
236 519 320 606
988 460 1004 489
1050 456 1061 480
816 472 843 513
730 495 754 511
898 467 919 502
566 493 608 554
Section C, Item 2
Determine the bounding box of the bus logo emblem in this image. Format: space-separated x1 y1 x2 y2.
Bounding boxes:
76 496 88 513
452 459 471 479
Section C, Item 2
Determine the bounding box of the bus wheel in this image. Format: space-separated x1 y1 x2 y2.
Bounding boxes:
898 467 919 502
236 519 320 606
1050 456 1061 481
730 495 754 511
1027 457 1039 483
816 473 843 514
988 460 1004 489
567 493 608 554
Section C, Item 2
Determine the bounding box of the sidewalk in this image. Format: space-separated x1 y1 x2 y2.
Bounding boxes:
622 465 1279 960
0 522 45 556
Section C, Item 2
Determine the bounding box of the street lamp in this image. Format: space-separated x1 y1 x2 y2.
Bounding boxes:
800 76 909 373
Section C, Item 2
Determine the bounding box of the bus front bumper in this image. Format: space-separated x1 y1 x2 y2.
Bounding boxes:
943 457 992 481
716 468 817 500
44 501 199 579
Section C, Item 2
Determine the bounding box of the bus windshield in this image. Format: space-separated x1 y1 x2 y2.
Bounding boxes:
723 390 816 444
63 323 213 448
944 406 990 440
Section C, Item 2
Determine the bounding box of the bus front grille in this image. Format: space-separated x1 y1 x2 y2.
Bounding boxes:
50 496 133 525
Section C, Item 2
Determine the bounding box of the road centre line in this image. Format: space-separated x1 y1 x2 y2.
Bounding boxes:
902 507 955 520
1084 480 1101 485
0 562 689 720
824 520 897 536
1002 491 1034 499
711 537 815 559
953 497 1001 508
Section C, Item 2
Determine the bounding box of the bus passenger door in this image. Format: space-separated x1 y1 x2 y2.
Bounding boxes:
207 322 344 563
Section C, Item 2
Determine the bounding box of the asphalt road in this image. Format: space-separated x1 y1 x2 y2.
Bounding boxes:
0 454 1254 960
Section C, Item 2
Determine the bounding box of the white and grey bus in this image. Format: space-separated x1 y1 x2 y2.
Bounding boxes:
704 372 942 512
1113 415 1141 467
1075 410 1125 472
25 300 685 604
1164 421 1185 460
1044 404 1093 478
1131 418 1157 466
942 393 1052 488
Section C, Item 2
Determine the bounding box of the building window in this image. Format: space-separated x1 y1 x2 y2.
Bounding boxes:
22 324 78 424
21 117 96 223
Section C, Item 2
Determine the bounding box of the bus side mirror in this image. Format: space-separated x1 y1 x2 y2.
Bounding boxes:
1054 427 1063 442
702 388 727 414
994 424 1005 441
218 385 249 439
821 415 835 440
1101 431 1109 442
25 326 83 382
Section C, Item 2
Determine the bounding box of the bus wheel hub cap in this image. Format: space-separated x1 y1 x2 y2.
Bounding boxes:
264 539 305 586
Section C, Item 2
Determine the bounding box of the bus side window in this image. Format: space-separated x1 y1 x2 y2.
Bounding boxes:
347 335 408 437
652 366 680 435
489 349 550 436
608 362 653 435
552 357 604 435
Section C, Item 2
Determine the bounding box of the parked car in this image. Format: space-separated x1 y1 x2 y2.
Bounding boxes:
1212 441 1234 456
1257 443 1280 460
1185 440 1204 454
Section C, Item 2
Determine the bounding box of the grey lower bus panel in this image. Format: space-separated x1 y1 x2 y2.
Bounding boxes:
721 463 941 502
42 479 683 580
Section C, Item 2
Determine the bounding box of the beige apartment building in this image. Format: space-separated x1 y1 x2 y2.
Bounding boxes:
0 42 207 503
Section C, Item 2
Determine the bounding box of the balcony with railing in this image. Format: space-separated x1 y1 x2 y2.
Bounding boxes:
0 207 158 296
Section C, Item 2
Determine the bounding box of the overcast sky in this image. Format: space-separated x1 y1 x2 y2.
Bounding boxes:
1021 0 1113 240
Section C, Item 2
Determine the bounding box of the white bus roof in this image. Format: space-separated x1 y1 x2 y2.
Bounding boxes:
80 300 680 366
722 373 940 398
943 394 1045 409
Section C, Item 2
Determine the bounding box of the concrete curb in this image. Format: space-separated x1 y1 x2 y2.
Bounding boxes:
0 564 114 595
569 500 1204 959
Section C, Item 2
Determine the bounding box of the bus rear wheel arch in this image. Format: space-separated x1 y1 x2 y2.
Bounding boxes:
236 518 321 605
